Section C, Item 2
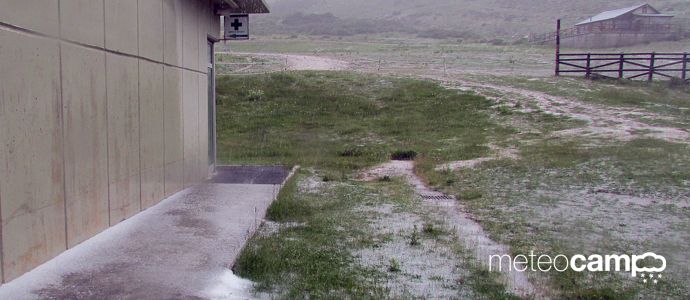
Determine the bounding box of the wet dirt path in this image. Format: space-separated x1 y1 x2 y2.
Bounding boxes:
360 161 543 298
220 52 350 71
427 75 690 144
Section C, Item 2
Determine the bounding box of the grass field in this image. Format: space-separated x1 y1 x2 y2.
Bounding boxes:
217 71 689 299
219 35 556 76
219 35 690 79
257 0 690 39
215 71 504 172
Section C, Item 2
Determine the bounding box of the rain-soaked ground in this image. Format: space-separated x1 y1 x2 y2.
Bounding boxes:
0 166 292 300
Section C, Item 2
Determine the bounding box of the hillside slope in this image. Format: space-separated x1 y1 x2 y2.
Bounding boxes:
256 0 690 38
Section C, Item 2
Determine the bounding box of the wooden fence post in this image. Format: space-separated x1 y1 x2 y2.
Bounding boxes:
682 52 688 81
586 53 591 78
648 52 655 82
555 19 561 77
618 54 624 79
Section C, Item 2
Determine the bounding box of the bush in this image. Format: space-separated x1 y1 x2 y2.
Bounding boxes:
388 258 401 272
246 88 265 101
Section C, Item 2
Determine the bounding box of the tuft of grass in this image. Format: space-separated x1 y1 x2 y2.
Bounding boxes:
421 222 447 239
409 225 421 246
388 258 401 273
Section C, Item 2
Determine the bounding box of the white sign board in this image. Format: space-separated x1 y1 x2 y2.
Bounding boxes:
224 15 249 40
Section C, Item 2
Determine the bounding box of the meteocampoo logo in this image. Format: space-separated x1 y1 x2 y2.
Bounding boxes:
489 251 667 284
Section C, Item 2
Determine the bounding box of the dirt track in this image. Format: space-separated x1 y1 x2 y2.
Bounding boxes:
431 76 690 144
359 160 541 298
220 52 350 71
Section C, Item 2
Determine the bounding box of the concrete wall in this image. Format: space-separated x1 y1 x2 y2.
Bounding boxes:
0 0 220 283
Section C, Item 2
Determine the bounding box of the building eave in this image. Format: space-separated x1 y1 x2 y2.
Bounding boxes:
217 0 269 14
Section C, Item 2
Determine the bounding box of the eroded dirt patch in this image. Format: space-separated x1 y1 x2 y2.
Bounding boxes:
223 52 350 71
355 204 473 299
436 145 520 171
433 76 690 144
359 160 542 298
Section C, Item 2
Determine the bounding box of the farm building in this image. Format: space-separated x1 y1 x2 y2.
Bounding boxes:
0 0 267 283
566 3 677 48
575 4 673 35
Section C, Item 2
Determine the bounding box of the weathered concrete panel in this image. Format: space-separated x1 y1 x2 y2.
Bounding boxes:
139 60 165 209
59 0 105 47
198 0 211 71
164 66 184 197
182 70 199 187
138 0 164 62
163 0 184 67
198 73 210 179
164 161 184 198
106 54 141 224
61 44 110 248
105 0 139 55
141 168 165 210
182 0 199 71
209 5 221 41
0 0 59 36
0 153 2 283
0 30 66 281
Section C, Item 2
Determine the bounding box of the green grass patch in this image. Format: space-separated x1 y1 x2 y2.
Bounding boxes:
216 71 503 173
220 71 689 299
265 175 313 222
234 172 389 298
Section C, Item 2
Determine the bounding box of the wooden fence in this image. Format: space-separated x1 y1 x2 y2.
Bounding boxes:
556 52 689 82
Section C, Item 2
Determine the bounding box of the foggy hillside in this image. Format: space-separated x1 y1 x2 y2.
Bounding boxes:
254 0 690 39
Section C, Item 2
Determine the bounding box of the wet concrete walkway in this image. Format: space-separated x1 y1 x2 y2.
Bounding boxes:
0 166 292 300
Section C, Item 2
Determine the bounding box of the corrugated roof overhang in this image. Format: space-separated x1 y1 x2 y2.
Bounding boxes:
216 0 269 14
